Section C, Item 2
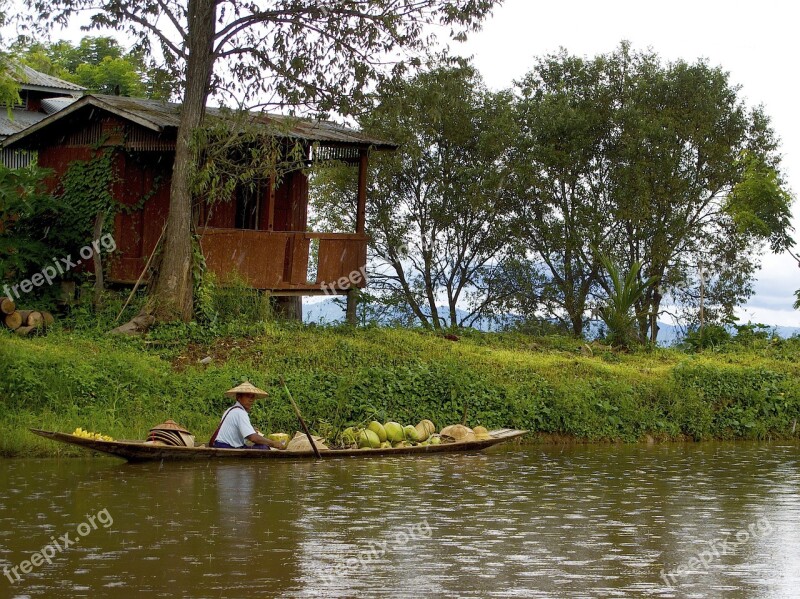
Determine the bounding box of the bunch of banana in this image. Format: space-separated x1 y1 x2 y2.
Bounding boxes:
72 427 113 441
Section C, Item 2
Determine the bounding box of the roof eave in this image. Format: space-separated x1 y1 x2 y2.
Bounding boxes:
19 84 84 95
2 95 164 148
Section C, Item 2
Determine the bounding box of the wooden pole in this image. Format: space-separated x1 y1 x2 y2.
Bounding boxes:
281 378 321 459
266 176 276 231
355 149 368 235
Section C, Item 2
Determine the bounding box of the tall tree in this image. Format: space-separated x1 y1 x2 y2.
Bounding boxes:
0 2 22 108
507 51 615 336
508 44 794 341
313 61 516 329
20 0 500 323
13 36 175 98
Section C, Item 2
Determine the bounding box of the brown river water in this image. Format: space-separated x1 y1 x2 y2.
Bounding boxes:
1 442 798 598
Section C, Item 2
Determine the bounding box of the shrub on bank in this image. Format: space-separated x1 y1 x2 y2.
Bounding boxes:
1 323 798 456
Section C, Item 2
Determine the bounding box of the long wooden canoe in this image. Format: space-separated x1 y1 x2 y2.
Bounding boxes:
30 428 528 462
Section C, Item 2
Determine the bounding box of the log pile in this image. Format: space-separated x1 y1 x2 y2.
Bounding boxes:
1 297 54 336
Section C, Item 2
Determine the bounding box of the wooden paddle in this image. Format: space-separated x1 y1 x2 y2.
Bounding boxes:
281 378 321 459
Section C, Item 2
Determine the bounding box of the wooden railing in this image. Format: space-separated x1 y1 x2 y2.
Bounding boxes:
197 228 368 294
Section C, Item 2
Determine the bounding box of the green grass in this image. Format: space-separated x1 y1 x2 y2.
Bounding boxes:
2 320 799 456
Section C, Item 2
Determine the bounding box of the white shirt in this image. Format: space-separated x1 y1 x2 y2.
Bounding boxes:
215 402 256 448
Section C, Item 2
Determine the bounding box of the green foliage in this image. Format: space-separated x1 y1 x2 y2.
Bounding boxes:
0 164 60 290
13 36 175 99
314 59 517 329
596 252 656 348
726 152 795 253
19 2 498 115
55 149 116 243
670 362 798 440
0 55 21 110
191 113 306 208
194 271 271 330
1 149 134 306
682 324 732 351
507 42 792 341
2 322 798 456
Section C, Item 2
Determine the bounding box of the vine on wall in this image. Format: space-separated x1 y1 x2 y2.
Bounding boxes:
0 144 164 306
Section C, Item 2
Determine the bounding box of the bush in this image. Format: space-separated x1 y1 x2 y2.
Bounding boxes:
1 322 798 456
682 324 731 350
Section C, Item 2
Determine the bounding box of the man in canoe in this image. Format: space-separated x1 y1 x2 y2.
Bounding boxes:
209 382 286 450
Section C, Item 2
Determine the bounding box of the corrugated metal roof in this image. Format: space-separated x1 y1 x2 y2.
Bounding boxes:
16 64 85 93
0 109 48 138
3 94 398 149
41 97 80 115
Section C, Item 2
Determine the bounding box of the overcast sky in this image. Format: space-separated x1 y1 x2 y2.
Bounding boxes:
453 0 799 327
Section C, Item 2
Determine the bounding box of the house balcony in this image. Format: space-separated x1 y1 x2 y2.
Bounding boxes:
196 227 367 295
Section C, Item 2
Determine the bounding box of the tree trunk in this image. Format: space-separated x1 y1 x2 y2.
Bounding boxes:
274 297 302 321
0 296 15 314
346 290 357 325
18 310 43 327
147 0 217 322
4 311 22 330
570 314 584 338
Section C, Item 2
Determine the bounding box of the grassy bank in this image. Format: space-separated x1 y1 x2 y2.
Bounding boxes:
1 319 799 456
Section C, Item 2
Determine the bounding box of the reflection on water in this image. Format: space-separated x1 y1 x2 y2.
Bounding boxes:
0 442 798 598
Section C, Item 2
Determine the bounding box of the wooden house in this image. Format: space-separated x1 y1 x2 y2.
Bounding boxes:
2 94 396 309
0 64 85 167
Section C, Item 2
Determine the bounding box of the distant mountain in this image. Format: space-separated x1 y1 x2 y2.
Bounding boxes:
303 298 349 325
302 297 506 331
302 297 800 344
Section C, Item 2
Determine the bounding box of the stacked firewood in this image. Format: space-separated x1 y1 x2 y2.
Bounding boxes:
1 297 54 336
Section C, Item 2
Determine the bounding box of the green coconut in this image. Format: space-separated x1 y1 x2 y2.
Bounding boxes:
358 429 381 449
384 421 405 443
414 422 430 442
267 432 290 446
341 427 357 446
367 421 387 443
392 441 409 448
473 425 491 440
379 441 392 449
419 419 436 436
429 435 442 445
403 425 420 443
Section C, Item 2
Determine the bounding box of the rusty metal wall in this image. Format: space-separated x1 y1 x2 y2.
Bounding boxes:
197 228 366 292
108 152 172 282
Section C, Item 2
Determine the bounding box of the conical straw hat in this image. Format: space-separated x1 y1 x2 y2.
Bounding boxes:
225 381 268 398
147 430 184 446
149 419 191 434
